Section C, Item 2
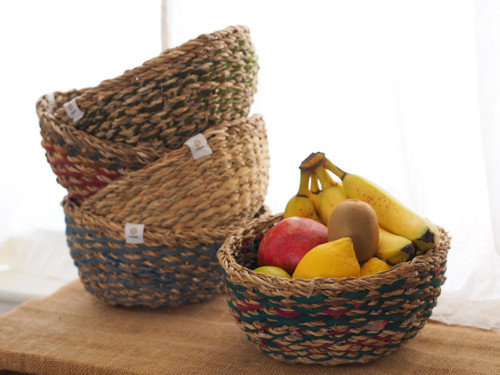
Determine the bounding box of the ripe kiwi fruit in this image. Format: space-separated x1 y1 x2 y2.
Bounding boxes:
328 199 379 263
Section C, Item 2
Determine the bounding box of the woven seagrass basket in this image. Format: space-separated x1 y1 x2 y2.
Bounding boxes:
52 25 258 148
79 114 269 231
63 114 270 307
217 214 451 365
37 25 258 203
64 198 269 308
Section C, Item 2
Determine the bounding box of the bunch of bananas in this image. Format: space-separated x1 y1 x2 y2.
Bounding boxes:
284 152 440 265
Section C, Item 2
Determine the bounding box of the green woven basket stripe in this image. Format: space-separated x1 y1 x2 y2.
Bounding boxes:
230 304 387 329
338 290 370 299
291 295 326 304
253 289 286 301
375 278 406 293
292 305 330 315
228 283 247 293
227 283 439 317
429 278 445 287
227 284 443 333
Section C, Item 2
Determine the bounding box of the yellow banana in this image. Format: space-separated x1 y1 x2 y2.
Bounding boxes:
415 219 440 255
324 158 440 252
307 173 322 214
284 169 320 221
314 164 347 225
377 227 416 264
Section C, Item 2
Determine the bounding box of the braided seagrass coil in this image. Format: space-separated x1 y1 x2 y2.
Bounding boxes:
80 114 269 231
53 25 258 149
217 214 451 365
64 197 269 308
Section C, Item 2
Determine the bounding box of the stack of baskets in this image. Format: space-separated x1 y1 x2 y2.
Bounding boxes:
38 25 270 308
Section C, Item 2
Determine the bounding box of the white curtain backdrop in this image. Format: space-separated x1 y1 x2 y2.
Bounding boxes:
1 0 499 330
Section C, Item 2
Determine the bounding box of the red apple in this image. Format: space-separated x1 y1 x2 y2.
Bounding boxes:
257 217 328 275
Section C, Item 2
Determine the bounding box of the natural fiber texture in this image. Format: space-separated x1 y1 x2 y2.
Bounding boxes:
80 114 269 231
63 196 269 308
37 89 167 202
217 214 451 366
1 281 499 375
37 25 258 203
53 25 258 148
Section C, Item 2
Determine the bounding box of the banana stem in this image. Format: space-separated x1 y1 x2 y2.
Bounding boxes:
324 158 347 180
300 152 325 171
310 174 320 194
314 165 333 189
297 170 312 197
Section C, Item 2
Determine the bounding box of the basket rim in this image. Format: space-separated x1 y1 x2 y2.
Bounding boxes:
217 213 451 296
37 90 164 167
64 196 270 249
79 113 266 212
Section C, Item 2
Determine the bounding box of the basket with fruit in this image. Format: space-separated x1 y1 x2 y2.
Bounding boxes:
63 114 270 308
217 152 450 365
37 25 259 203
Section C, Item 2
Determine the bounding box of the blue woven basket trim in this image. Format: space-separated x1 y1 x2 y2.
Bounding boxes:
65 214 226 307
70 245 222 270
66 215 221 261
82 283 221 307
78 267 224 289
69 239 222 269
66 216 215 253
82 276 222 296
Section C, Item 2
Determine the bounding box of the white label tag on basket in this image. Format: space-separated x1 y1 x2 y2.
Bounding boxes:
63 98 84 122
46 92 55 113
125 223 145 244
184 133 213 160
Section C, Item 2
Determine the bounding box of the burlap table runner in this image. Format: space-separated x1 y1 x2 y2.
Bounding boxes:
0 281 498 375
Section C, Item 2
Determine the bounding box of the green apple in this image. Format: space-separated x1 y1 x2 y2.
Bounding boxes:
253 265 291 279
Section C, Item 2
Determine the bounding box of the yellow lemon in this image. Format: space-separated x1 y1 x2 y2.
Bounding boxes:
254 266 292 279
360 257 393 276
292 237 361 279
